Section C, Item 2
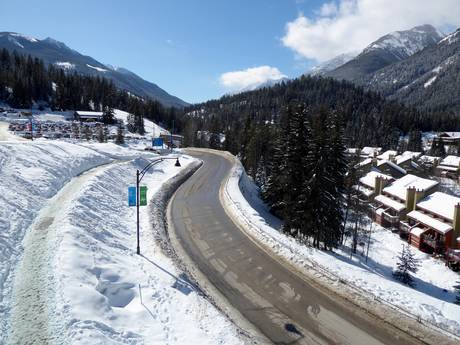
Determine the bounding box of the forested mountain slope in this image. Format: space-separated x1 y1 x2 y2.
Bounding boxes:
0 32 188 107
359 28 460 114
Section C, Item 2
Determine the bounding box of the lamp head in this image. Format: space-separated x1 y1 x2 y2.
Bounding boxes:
175 158 181 167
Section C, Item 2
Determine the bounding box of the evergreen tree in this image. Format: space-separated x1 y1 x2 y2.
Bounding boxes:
393 245 420 287
407 129 423 152
430 139 446 157
102 106 115 125
115 125 125 145
97 126 106 143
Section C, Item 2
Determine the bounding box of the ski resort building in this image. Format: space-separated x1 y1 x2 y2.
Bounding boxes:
433 132 460 146
436 155 460 178
373 174 439 230
400 192 460 254
355 171 394 202
74 111 103 122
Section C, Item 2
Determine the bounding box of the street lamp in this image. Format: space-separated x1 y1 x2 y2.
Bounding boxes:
134 156 181 255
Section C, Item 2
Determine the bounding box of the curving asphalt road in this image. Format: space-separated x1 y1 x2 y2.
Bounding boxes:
169 149 423 345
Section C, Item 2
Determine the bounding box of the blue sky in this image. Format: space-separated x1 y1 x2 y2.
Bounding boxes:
1 0 459 104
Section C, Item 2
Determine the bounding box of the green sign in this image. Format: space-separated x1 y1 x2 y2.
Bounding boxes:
139 186 148 206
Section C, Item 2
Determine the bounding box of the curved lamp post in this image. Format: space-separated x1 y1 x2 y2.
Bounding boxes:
136 156 181 255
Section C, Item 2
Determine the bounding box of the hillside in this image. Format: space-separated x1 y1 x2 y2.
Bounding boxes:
359 28 460 114
326 25 443 81
0 32 188 108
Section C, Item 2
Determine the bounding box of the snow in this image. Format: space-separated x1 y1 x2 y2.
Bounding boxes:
424 76 437 88
8 33 38 42
86 64 108 72
361 146 381 156
222 157 460 337
407 210 452 234
54 61 76 70
113 109 169 138
75 110 103 116
441 155 460 167
377 150 397 160
416 192 460 221
383 174 438 201
437 165 459 172
374 194 406 212
359 171 393 189
377 159 407 175
0 142 243 344
410 227 427 237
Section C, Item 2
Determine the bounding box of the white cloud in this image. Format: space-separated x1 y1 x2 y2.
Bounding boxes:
282 0 460 62
219 66 287 92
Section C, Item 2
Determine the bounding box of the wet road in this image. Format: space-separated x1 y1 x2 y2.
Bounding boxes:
169 150 422 345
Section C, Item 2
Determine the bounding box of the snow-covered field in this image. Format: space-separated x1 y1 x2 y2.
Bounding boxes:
0 137 243 345
222 158 460 338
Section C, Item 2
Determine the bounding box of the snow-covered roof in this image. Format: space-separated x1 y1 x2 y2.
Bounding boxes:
407 210 453 234
440 155 460 168
377 160 407 175
75 111 103 117
401 151 422 159
396 155 412 165
438 132 460 138
374 194 406 212
416 192 460 221
359 171 393 189
357 158 372 167
383 174 438 201
377 150 397 160
345 148 359 154
410 227 427 237
419 155 439 163
437 165 459 172
361 147 381 156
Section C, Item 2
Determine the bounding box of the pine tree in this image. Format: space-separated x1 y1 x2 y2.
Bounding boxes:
393 245 420 287
115 125 125 145
83 126 92 141
407 129 423 152
97 126 106 143
102 106 115 125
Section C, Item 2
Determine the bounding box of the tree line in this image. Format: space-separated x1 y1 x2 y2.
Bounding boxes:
0 48 182 134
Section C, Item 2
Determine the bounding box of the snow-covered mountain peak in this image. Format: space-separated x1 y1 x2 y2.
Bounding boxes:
439 28 460 45
309 51 359 76
362 24 443 60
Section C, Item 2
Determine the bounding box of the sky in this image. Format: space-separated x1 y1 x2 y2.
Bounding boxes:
1 0 459 104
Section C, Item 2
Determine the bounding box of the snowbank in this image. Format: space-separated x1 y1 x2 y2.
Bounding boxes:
0 141 112 342
221 157 460 339
48 155 242 344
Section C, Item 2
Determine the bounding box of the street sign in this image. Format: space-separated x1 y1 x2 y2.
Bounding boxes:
152 137 163 147
128 186 136 206
140 186 147 206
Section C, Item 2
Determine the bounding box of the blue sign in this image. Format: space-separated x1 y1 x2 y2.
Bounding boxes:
152 138 164 147
128 186 136 206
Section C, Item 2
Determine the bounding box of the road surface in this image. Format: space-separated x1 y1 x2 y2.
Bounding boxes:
169 150 423 345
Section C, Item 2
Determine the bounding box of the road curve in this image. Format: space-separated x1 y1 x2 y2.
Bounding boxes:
169 149 423 345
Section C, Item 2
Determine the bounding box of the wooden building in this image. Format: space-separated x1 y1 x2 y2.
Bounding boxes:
74 111 103 122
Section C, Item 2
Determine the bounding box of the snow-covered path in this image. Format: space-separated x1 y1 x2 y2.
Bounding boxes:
8 161 121 345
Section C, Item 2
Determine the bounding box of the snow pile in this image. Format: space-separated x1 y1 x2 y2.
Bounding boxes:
0 141 112 342
222 158 460 337
54 61 76 70
48 155 242 344
86 64 108 72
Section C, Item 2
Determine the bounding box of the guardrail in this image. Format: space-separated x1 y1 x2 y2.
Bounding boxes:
223 159 460 341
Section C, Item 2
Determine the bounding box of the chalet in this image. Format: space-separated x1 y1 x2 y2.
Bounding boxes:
356 171 394 202
74 111 103 122
436 155 460 178
401 192 460 255
433 132 460 146
373 174 438 230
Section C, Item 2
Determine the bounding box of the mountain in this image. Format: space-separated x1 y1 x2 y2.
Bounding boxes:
0 32 188 108
308 52 358 76
359 28 460 114
326 24 444 81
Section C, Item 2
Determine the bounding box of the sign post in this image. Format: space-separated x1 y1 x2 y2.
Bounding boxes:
131 157 181 255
